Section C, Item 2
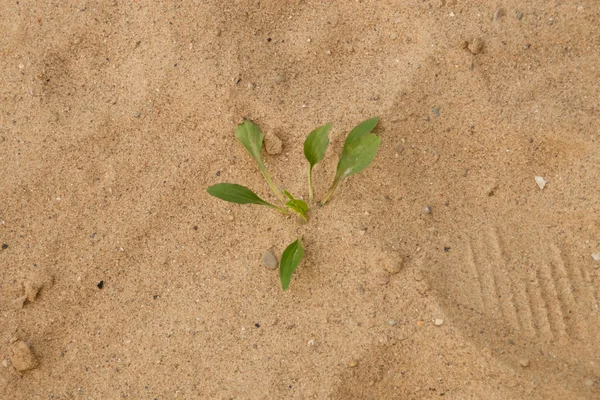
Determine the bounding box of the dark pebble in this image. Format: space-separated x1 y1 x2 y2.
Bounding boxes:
153 295 159 300
1 243 8 249
97 281 104 289
444 247 451 252
255 323 260 328
193 225 199 230
216 171 221 176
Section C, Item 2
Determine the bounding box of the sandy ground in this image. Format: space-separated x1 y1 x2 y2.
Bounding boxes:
1 0 599 399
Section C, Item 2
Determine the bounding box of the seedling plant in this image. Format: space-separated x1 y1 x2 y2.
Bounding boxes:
207 117 381 290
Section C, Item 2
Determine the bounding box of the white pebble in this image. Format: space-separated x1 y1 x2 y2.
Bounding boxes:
434 318 444 326
535 176 547 190
262 250 278 270
592 253 600 262
388 320 398 326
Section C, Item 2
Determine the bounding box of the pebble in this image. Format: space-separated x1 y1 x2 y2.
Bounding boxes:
247 82 255 90
519 358 530 367
535 176 547 190
592 253 600 262
376 272 390 285
493 7 505 22
584 379 594 386
273 74 282 84
347 360 359 368
425 205 432 214
516 9 523 20
383 256 404 275
468 38 484 54
9 341 38 372
434 318 444 326
387 320 398 326
265 133 283 155
132 111 141 118
416 320 425 327
262 250 278 270
1 359 8 368
13 295 27 309
432 107 440 117
390 32 398 40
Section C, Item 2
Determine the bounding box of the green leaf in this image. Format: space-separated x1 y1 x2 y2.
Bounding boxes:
321 117 381 205
207 183 273 207
280 239 304 290
304 123 331 167
234 120 285 202
234 120 265 163
283 190 308 221
285 199 309 221
343 117 379 149
335 133 381 181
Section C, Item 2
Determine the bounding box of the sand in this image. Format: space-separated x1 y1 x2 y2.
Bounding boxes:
1 0 599 398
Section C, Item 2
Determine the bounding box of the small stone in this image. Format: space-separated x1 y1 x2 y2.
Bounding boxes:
382 256 404 275
387 320 398 326
425 205 432 214
348 360 359 368
273 74 282 84
592 253 600 262
247 82 255 90
132 111 141 118
584 379 594 387
9 341 38 372
390 32 398 40
519 358 530 367
24 281 41 302
434 318 444 326
416 320 425 327
376 272 390 285
493 7 505 22
535 176 547 190
1 359 8 368
577 6 584 12
1 243 7 249
228 215 234 221
432 107 440 117
13 295 27 309
265 133 283 155
486 183 499 196
515 10 523 20
468 38 484 54
262 250 278 270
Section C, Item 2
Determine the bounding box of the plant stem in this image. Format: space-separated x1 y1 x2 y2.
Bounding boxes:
258 161 285 202
269 204 289 214
307 164 314 203
320 178 340 205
